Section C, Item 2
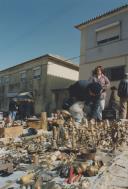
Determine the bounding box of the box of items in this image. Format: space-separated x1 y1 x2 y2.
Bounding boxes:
0 126 23 138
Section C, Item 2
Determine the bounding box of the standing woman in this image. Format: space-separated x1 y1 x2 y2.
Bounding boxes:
89 65 110 120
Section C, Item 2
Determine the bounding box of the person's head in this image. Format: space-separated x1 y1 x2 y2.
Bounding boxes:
88 82 103 96
93 65 104 76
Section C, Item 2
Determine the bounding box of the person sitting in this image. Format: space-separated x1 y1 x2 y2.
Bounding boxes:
67 80 103 123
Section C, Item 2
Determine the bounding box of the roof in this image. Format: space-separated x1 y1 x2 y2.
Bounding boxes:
47 54 79 70
0 54 79 73
75 4 128 29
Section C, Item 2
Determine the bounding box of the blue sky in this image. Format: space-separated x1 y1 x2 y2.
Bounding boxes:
0 0 128 70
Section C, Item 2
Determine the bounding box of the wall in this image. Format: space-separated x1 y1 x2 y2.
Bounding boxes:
80 10 128 65
47 61 79 80
46 62 79 114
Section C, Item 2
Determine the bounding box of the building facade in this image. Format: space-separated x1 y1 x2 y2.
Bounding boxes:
0 54 79 115
75 5 128 90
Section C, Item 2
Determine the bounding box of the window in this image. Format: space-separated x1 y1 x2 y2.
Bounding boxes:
105 66 125 81
0 78 2 85
33 66 41 79
20 71 26 82
96 21 120 45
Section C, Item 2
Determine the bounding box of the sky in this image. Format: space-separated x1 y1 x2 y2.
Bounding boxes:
0 0 128 70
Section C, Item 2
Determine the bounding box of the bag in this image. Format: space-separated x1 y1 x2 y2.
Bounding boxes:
28 128 37 135
59 165 70 178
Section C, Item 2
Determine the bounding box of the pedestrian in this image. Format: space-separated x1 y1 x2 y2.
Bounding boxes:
89 65 110 120
18 100 26 121
68 80 103 123
25 99 34 118
108 86 120 111
118 73 128 119
9 98 18 121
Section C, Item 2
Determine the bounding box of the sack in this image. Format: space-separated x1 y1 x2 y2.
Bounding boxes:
28 128 37 135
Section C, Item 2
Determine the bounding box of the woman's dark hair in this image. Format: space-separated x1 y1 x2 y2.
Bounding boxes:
93 65 105 75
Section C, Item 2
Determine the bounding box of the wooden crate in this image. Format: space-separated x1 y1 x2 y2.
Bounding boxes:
27 112 48 130
27 120 41 129
0 126 23 138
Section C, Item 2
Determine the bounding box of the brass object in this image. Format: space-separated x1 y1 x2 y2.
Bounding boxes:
80 162 88 172
86 165 99 176
53 126 58 140
32 154 39 165
20 172 35 185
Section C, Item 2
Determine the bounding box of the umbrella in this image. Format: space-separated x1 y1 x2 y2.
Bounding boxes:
15 92 33 101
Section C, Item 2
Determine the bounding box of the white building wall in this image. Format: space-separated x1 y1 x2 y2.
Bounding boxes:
80 55 126 85
44 61 79 114
47 61 79 80
79 9 128 66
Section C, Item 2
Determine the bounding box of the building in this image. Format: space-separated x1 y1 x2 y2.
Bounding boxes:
75 4 128 89
0 54 79 115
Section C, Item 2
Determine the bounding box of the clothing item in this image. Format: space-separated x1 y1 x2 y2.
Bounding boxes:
69 101 85 123
119 97 128 119
97 99 105 120
118 78 128 98
68 80 102 101
69 80 91 101
9 100 17 111
88 82 103 95
68 80 102 120
63 97 75 110
118 75 128 119
9 111 17 121
108 89 120 111
89 74 110 99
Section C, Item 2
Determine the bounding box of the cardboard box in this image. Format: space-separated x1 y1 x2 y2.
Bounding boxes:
0 126 23 138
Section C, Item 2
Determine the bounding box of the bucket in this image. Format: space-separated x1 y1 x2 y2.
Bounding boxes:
0 112 3 121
